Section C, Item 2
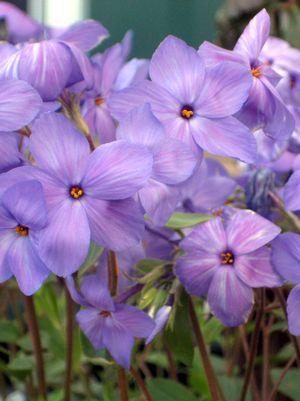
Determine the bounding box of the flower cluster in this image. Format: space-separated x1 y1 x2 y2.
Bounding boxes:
1 3 300 370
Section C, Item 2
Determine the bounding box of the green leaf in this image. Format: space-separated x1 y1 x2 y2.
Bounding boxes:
271 368 300 400
139 287 157 309
147 378 198 401
35 282 61 329
165 290 194 366
0 320 20 343
218 376 251 401
79 242 103 274
165 212 211 229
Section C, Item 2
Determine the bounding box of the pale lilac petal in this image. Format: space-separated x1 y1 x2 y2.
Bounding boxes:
77 308 105 349
99 43 124 95
181 217 227 254
116 103 165 151
2 181 47 231
114 304 154 338
284 171 300 211
64 42 94 90
287 285 300 335
57 20 109 51
114 58 149 91
109 80 179 122
82 140 153 200
80 274 114 311
30 112 90 185
163 116 201 154
93 106 116 143
198 41 247 67
0 79 42 131
235 247 282 288
150 35 205 103
234 9 270 60
7 237 50 296
153 138 197 185
226 209 281 254
195 62 252 118
18 41 72 101
0 231 14 282
39 199 90 276
208 267 254 326
103 321 134 368
176 252 219 297
138 180 180 226
190 176 236 213
65 276 90 307
0 206 16 228
191 116 257 164
83 197 144 251
271 233 300 282
146 305 172 344
0 132 22 173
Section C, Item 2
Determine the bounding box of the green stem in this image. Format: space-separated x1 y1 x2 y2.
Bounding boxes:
64 282 74 401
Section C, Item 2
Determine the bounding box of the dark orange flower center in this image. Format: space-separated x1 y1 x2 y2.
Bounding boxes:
15 225 29 237
220 251 235 265
99 310 112 318
70 186 84 200
181 105 194 119
95 96 104 106
251 67 262 78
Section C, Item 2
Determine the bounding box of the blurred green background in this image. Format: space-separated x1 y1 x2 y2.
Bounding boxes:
90 0 222 58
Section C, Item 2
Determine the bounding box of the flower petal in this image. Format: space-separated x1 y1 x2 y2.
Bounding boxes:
191 116 257 164
0 79 42 131
0 132 23 173
2 180 47 231
39 199 90 276
18 40 72 101
234 9 270 60
0 230 14 282
150 35 205 103
30 112 90 185
83 197 144 251
226 209 281 255
138 180 180 226
176 251 219 297
235 247 282 288
284 171 300 211
114 303 155 338
7 237 50 295
57 20 109 51
287 285 300 336
181 217 227 254
80 274 114 311
103 320 134 369
195 61 252 118
208 266 254 326
77 308 105 349
271 233 300 282
82 140 153 200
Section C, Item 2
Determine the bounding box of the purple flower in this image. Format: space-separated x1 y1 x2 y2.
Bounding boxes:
0 112 153 277
271 233 300 335
67 274 154 368
0 132 23 173
109 35 256 163
117 104 197 224
82 33 149 143
0 79 42 131
283 170 300 211
199 9 293 139
0 180 50 295
0 20 109 101
176 209 281 326
179 158 237 213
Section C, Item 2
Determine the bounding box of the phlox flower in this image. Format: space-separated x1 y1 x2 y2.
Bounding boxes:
0 112 153 277
176 209 281 326
109 35 257 163
67 274 154 369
